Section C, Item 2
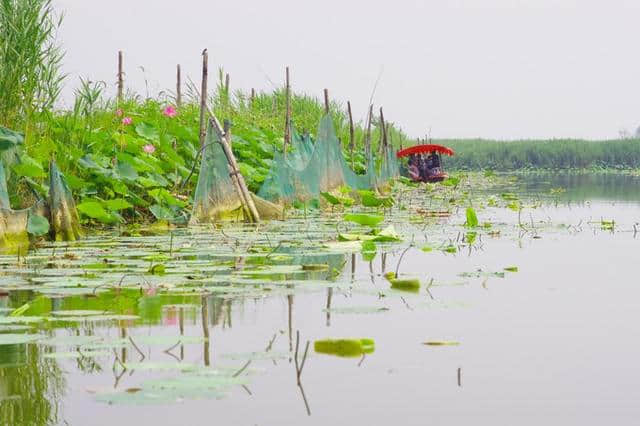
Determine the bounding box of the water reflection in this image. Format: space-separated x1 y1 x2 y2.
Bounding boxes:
517 172 640 202
0 344 65 426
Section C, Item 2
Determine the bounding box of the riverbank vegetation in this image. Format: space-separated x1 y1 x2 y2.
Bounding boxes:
439 138 640 171
0 0 409 224
3 0 640 230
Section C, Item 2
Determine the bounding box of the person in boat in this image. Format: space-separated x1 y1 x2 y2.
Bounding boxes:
407 154 421 181
419 154 430 182
423 151 443 178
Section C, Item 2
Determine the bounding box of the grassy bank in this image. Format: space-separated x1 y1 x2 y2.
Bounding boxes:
438 138 640 171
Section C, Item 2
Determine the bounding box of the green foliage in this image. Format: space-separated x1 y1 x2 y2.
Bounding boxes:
0 0 65 128
390 278 421 292
361 240 377 261
76 200 119 224
320 192 340 205
358 190 394 208
465 207 478 228
439 138 640 170
344 213 384 227
13 154 45 178
314 338 375 357
26 213 49 236
0 126 24 150
2 36 409 224
147 264 166 275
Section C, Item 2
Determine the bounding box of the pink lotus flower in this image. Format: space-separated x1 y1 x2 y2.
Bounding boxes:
143 144 156 154
116 108 124 117
163 105 177 118
122 117 132 125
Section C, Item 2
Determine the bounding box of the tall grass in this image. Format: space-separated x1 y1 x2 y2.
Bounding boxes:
0 0 65 129
437 138 640 170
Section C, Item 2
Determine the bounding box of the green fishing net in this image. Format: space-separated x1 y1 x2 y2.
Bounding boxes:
48 160 82 241
0 162 10 209
258 115 398 203
0 159 82 252
190 122 244 223
190 122 283 224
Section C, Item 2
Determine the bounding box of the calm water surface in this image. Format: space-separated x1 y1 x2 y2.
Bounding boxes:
0 173 638 426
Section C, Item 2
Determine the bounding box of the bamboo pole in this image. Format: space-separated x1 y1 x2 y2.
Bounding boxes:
347 101 355 167
176 64 182 107
198 49 209 149
284 67 291 157
323 88 329 114
222 119 251 220
117 51 124 103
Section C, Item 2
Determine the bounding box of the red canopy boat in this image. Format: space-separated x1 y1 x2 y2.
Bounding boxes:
397 144 454 183
396 144 455 158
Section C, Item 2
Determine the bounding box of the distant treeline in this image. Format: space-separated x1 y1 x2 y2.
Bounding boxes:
434 139 640 170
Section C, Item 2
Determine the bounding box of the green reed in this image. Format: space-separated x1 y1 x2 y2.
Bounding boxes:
437 138 640 170
0 0 65 129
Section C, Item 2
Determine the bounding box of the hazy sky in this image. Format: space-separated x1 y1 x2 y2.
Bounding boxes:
54 0 640 140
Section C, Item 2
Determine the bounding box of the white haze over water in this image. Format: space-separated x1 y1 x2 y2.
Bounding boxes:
54 0 640 140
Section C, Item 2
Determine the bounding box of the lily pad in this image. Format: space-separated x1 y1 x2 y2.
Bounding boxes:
323 306 390 314
43 350 111 359
94 390 182 405
315 338 375 358
144 375 249 390
343 213 384 227
51 310 110 317
390 278 421 292
123 362 196 371
0 334 43 345
423 341 460 346
221 351 290 361
39 335 103 346
372 225 402 242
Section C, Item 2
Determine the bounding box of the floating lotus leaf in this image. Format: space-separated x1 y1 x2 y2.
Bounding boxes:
0 333 43 345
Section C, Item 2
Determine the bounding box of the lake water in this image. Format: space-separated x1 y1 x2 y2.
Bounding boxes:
0 173 638 426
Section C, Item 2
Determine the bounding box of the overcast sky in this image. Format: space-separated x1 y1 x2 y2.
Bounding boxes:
54 0 640 140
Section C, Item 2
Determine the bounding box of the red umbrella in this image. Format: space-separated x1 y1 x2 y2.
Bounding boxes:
396 144 454 158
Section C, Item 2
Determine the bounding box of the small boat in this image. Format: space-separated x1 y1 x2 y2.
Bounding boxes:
396 144 454 183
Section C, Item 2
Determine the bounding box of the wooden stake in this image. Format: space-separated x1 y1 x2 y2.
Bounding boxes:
347 101 355 166
284 67 291 157
198 49 209 149
201 296 210 366
380 107 388 155
176 64 182 107
250 88 255 106
365 104 373 159
225 73 230 95
224 119 232 149
323 88 329 114
117 51 124 103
